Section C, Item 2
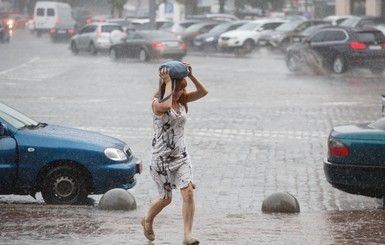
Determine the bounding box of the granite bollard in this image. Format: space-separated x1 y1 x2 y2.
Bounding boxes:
98 188 137 210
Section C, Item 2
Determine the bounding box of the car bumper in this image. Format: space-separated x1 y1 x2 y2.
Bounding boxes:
218 39 243 48
91 156 142 194
324 159 385 198
150 48 186 59
50 29 76 39
348 54 385 68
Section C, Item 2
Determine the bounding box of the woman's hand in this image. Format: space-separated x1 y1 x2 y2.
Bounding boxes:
183 62 192 77
159 67 171 83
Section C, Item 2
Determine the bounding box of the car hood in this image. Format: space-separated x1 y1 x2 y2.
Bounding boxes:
331 123 385 141
15 124 126 150
220 30 253 38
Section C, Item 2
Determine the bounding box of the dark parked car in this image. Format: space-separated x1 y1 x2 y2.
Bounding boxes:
193 20 248 51
258 20 331 51
49 22 77 42
109 30 187 62
0 101 142 205
0 22 10 43
285 26 385 74
324 116 385 199
178 21 222 48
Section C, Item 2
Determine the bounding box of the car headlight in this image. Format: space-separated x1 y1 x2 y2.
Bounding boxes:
104 148 127 161
205 36 215 42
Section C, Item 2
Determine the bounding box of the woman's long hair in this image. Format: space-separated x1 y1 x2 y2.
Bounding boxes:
154 78 188 112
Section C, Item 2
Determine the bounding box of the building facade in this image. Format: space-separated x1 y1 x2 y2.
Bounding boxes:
336 0 385 16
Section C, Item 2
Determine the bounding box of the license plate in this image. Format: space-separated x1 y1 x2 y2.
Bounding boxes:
164 41 178 47
369 45 381 50
57 30 66 34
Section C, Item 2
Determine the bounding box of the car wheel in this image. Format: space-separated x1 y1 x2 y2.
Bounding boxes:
286 52 301 72
242 39 255 53
70 41 79 54
41 165 88 205
139 49 149 62
370 67 385 75
109 48 120 60
89 42 97 55
332 55 346 74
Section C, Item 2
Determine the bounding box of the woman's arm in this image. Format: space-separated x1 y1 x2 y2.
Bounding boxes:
185 63 208 103
153 68 173 115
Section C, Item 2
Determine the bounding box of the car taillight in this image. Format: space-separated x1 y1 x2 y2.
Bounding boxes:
151 42 164 49
86 18 92 24
328 138 349 156
55 18 59 24
68 29 75 34
97 32 102 38
351 42 366 49
180 41 187 49
49 29 55 33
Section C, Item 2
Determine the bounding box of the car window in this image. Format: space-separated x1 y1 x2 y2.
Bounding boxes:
101 25 123 33
310 30 327 42
356 31 385 43
133 33 144 39
47 8 55 17
36 8 44 16
275 21 301 31
323 30 347 42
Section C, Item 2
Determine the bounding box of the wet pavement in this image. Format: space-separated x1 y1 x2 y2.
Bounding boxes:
2 29 385 244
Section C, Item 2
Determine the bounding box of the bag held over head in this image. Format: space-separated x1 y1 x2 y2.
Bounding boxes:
157 61 189 102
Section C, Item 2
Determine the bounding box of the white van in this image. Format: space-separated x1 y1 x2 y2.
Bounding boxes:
33 1 76 35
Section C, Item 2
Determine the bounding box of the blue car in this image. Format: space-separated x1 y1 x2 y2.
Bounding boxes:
0 101 142 205
324 117 385 199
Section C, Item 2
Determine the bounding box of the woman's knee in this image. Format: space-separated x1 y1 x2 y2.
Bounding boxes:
181 183 194 202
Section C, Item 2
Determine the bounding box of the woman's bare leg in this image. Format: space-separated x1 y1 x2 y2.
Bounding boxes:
143 195 172 240
181 182 196 241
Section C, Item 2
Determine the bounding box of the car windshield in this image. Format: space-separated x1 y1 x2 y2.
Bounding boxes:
0 101 39 129
208 23 231 33
185 23 209 32
339 18 360 27
356 31 385 42
275 21 301 31
143 31 176 39
237 22 262 31
368 117 385 129
101 25 123 33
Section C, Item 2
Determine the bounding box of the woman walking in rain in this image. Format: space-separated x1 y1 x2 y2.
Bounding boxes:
142 62 208 245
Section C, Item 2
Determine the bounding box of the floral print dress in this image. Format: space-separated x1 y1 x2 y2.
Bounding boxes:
150 103 192 199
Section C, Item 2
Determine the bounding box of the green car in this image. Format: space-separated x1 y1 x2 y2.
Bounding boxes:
324 117 385 199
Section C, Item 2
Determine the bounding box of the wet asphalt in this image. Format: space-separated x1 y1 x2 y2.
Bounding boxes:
1 29 385 244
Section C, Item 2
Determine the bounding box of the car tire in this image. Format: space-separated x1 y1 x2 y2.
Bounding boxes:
89 42 97 55
70 41 79 54
242 39 255 53
109 48 120 60
286 52 301 72
41 165 88 205
332 55 346 74
139 49 149 62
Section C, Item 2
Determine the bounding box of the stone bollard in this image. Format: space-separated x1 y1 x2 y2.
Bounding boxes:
261 192 300 213
98 188 137 211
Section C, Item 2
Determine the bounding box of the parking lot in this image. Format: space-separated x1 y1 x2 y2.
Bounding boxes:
1 29 385 244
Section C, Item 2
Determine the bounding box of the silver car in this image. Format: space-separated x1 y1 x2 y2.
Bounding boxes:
70 23 124 55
